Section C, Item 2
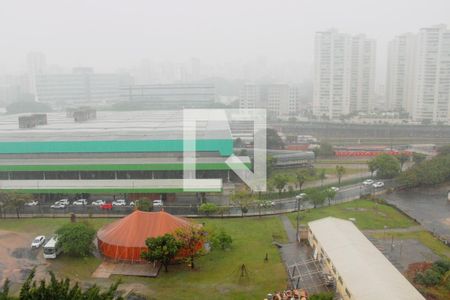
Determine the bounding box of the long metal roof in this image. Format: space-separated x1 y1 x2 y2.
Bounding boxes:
308 217 425 300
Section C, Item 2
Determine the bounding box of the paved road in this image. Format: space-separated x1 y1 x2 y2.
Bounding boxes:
383 185 450 242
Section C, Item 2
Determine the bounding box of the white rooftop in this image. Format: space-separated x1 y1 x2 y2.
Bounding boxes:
308 217 425 300
0 110 231 142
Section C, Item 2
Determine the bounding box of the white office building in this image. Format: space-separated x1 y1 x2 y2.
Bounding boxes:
387 25 450 122
27 52 46 96
313 30 376 119
239 83 299 118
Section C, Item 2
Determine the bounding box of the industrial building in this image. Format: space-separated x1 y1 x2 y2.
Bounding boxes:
307 217 425 300
0 110 250 200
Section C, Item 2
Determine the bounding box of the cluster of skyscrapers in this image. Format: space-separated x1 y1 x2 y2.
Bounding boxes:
313 24 450 123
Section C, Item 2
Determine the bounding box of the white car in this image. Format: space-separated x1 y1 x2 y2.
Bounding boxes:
295 193 307 200
129 201 135 206
91 200 105 206
259 201 275 207
73 199 87 206
363 179 374 185
25 200 39 206
31 235 46 248
372 181 385 188
153 200 163 207
330 187 340 192
55 199 69 206
50 203 66 209
112 199 127 206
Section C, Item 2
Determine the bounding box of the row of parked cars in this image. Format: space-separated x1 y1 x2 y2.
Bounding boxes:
25 199 164 209
362 179 385 188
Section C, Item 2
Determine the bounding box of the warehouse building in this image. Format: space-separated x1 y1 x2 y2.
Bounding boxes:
307 217 425 300
0 110 249 200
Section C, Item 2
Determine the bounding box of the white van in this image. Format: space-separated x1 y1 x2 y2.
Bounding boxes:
43 236 62 259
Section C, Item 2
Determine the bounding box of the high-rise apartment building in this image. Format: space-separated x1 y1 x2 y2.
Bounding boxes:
386 25 450 122
313 30 376 119
239 83 299 118
27 52 46 96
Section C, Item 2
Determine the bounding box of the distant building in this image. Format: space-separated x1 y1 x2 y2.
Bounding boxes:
313 30 376 119
120 83 216 109
27 52 46 96
239 83 299 118
36 68 132 105
387 25 450 122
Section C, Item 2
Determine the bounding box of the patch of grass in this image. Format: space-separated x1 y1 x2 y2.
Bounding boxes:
371 231 450 259
1 216 288 300
288 199 417 230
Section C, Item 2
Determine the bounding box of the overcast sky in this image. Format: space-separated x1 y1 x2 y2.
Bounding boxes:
1 0 449 78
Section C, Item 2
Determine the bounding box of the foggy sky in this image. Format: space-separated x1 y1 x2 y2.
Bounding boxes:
1 0 449 77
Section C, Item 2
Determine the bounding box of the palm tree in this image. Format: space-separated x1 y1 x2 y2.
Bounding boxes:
318 169 326 187
335 165 346 186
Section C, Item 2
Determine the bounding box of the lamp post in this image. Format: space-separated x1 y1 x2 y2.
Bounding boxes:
295 195 302 242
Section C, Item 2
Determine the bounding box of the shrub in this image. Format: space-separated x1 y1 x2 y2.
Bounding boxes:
211 229 233 250
199 203 218 216
415 269 442 287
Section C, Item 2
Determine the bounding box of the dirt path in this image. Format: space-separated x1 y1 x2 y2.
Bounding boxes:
0 230 48 284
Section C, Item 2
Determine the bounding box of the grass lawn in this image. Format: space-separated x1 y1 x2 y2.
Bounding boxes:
370 231 450 259
0 216 288 300
288 199 417 230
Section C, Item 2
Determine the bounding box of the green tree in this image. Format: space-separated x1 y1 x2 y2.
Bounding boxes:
198 203 218 216
0 191 34 219
317 142 334 158
398 154 450 188
368 159 377 178
412 152 426 165
141 234 181 272
267 155 277 177
210 229 233 250
396 153 410 171
335 165 346 186
324 188 337 206
230 188 255 217
368 154 401 179
17 269 122 300
56 222 96 257
437 144 450 155
295 169 308 191
272 174 289 195
135 199 153 211
266 128 285 149
308 189 326 208
175 225 206 270
318 169 326 187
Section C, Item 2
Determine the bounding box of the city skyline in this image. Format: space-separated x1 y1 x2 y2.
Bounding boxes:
1 0 449 83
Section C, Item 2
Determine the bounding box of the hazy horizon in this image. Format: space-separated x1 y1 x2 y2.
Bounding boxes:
1 0 450 83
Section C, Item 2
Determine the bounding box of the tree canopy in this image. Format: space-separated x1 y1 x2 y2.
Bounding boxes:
141 234 181 272
55 222 96 257
367 154 401 179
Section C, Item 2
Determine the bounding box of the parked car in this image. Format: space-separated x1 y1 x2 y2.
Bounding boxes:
112 199 127 206
91 200 105 206
363 179 374 185
73 199 87 206
330 187 340 192
259 200 275 207
25 200 39 206
55 199 69 206
295 193 307 200
372 181 385 188
31 235 46 249
50 203 66 209
100 202 113 210
153 200 163 207
129 201 135 206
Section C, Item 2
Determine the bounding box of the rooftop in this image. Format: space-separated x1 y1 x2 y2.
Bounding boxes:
308 217 424 300
0 110 231 142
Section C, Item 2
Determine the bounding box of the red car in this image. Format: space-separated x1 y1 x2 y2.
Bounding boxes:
100 203 113 210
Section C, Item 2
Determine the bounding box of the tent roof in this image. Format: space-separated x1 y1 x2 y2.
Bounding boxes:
97 210 191 247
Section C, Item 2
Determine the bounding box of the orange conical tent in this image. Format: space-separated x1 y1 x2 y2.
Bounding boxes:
97 210 192 262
